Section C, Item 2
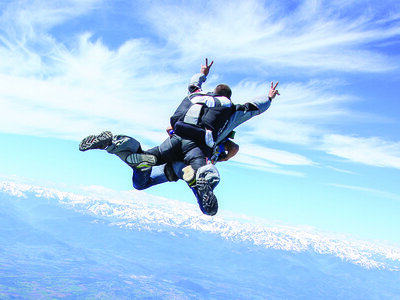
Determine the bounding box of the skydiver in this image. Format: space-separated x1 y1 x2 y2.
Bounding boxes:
79 59 279 215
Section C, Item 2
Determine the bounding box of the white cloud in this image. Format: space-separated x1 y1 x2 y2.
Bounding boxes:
238 143 314 166
0 0 399 172
0 1 186 145
145 0 400 72
230 78 400 170
223 143 313 177
321 134 400 169
233 79 358 146
0 31 183 144
327 182 400 202
325 165 357 175
231 158 306 177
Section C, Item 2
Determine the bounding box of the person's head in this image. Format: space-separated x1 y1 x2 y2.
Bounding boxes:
214 84 232 99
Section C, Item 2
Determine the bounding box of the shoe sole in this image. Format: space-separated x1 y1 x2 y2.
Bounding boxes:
126 153 157 169
79 131 112 151
195 178 218 216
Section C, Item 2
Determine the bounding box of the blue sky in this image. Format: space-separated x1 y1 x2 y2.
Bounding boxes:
1 0 400 246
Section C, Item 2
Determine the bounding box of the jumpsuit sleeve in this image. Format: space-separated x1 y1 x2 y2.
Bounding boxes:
188 73 207 94
214 96 272 144
234 95 271 115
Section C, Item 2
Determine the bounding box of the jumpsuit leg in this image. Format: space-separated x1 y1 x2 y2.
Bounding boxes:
106 135 153 190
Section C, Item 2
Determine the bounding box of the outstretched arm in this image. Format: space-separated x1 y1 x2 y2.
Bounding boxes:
215 81 280 144
189 58 214 93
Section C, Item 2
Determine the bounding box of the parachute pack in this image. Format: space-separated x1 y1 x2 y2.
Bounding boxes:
170 92 234 146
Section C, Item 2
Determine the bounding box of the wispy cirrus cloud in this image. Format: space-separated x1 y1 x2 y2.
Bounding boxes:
145 0 400 73
327 182 400 202
230 144 314 177
233 79 359 146
0 0 399 171
321 134 400 169
238 144 315 166
0 1 184 144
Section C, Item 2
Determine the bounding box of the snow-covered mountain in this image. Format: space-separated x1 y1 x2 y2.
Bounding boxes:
2 180 399 270
1 180 400 299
